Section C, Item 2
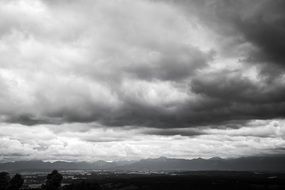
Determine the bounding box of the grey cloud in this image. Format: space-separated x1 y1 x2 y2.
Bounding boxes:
189 70 285 124
143 128 205 137
171 0 285 69
124 45 212 81
33 145 49 152
0 0 285 130
2 153 29 157
1 121 285 161
0 153 30 163
5 115 56 126
2 0 285 162
233 1 285 66
206 120 285 138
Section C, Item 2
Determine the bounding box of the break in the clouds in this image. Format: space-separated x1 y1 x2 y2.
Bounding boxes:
0 0 285 161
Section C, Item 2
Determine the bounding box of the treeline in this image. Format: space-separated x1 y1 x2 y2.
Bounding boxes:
0 172 23 190
0 170 101 190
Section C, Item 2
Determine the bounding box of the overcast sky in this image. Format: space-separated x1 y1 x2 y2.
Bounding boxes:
0 0 285 162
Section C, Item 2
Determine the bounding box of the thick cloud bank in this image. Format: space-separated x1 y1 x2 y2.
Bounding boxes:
0 0 285 127
0 0 285 161
1 120 285 162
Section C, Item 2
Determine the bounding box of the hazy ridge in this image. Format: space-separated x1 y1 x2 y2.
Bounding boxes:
1 156 285 172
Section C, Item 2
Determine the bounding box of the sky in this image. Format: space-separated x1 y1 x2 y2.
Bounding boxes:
0 0 285 162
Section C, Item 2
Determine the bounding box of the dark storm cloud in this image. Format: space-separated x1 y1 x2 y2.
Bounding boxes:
231 1 285 66
171 0 285 69
0 0 285 131
5 115 55 126
124 45 212 81
145 0 285 127
191 71 284 104
189 70 285 123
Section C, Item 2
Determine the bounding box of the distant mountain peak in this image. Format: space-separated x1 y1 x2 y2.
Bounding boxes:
0 156 285 172
157 156 168 161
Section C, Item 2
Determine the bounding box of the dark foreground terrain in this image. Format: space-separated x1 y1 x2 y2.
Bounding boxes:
67 171 285 190
1 170 285 190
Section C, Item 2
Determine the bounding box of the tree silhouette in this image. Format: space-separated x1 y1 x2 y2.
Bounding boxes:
0 172 10 190
42 170 63 190
7 174 24 190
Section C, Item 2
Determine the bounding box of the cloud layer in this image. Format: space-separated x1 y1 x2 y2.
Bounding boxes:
0 0 285 161
1 120 284 162
1 0 285 127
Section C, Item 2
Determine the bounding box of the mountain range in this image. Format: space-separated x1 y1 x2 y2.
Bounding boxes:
1 156 285 172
